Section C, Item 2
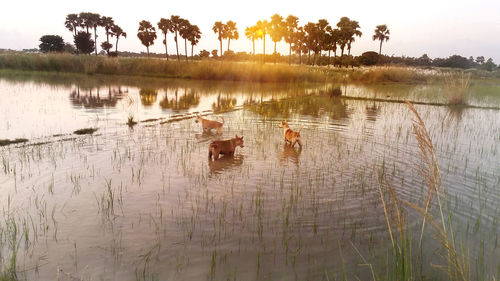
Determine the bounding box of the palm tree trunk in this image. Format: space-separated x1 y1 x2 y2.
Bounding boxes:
299 52 302 64
184 38 188 62
252 40 255 56
219 31 223 58
263 35 266 63
147 46 149 57
115 37 119 54
289 43 291 65
164 34 169 60
228 38 231 51
328 50 331 67
379 40 383 55
94 27 98 56
175 32 180 61
106 31 110 55
191 44 194 57
307 50 310 65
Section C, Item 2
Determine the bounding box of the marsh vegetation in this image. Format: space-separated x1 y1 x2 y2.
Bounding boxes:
0 72 499 280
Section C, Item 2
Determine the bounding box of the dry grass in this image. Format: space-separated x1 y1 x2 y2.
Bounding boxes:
443 72 471 105
376 100 470 281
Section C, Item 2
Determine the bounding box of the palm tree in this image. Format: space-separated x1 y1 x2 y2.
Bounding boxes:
80 12 101 56
101 16 114 55
65 14 81 37
212 21 225 58
256 20 269 63
291 26 306 64
284 15 299 65
224 20 238 52
170 15 184 61
346 20 362 55
179 19 192 62
269 14 284 55
111 24 126 54
188 25 202 57
373 24 390 55
158 18 173 59
336 17 353 56
137 20 157 57
78 12 93 34
245 25 261 57
303 22 318 64
317 19 329 57
325 26 340 66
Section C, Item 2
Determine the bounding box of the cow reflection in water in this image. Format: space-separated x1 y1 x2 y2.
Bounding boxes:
208 154 244 175
279 144 302 167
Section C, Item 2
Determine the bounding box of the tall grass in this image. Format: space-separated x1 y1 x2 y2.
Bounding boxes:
376 100 470 281
0 53 333 83
443 72 471 105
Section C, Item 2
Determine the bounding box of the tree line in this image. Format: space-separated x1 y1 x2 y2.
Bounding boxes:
64 12 127 55
35 12 495 70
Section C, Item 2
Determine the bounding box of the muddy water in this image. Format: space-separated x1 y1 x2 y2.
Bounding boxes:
0 72 499 280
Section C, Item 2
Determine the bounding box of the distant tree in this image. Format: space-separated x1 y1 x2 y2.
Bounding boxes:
187 25 202 57
211 49 218 58
256 20 269 62
110 24 126 54
357 51 379 66
78 12 101 56
269 14 284 56
65 14 81 37
179 19 192 61
170 15 184 61
417 54 432 66
245 25 261 56
475 56 485 65
291 26 307 64
63 43 77 54
101 16 114 55
199 49 210 58
224 20 239 52
157 18 173 59
336 17 361 56
303 22 318 64
212 21 226 59
284 15 299 65
39 35 65 53
74 31 94 54
373 24 390 55
100 41 113 54
137 20 157 57
481 58 496 71
316 19 330 59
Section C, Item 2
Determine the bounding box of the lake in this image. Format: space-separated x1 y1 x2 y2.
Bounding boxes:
0 71 499 280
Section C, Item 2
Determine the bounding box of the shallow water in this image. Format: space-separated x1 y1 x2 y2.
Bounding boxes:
0 72 499 280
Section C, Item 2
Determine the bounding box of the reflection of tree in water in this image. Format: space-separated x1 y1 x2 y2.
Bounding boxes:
365 92 380 123
70 86 127 108
212 94 237 112
247 96 349 121
159 89 200 111
139 88 158 106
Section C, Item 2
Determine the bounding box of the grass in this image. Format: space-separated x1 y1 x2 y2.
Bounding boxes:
73 127 98 135
0 53 334 83
0 139 28 146
375 100 471 281
444 72 471 105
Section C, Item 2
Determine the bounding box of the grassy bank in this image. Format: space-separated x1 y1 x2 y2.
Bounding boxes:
0 53 336 83
0 52 449 84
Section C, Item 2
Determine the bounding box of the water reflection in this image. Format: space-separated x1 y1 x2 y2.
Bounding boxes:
279 144 302 167
159 89 200 111
208 154 244 174
139 88 158 106
212 94 237 112
247 96 350 121
70 86 126 108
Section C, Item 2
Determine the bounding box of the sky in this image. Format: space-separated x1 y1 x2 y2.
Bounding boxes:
1 0 499 63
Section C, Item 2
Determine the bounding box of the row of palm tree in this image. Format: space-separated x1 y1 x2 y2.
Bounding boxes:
64 13 127 55
212 21 239 57
138 16 202 61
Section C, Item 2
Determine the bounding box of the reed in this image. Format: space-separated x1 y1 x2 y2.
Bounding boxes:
443 72 471 105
